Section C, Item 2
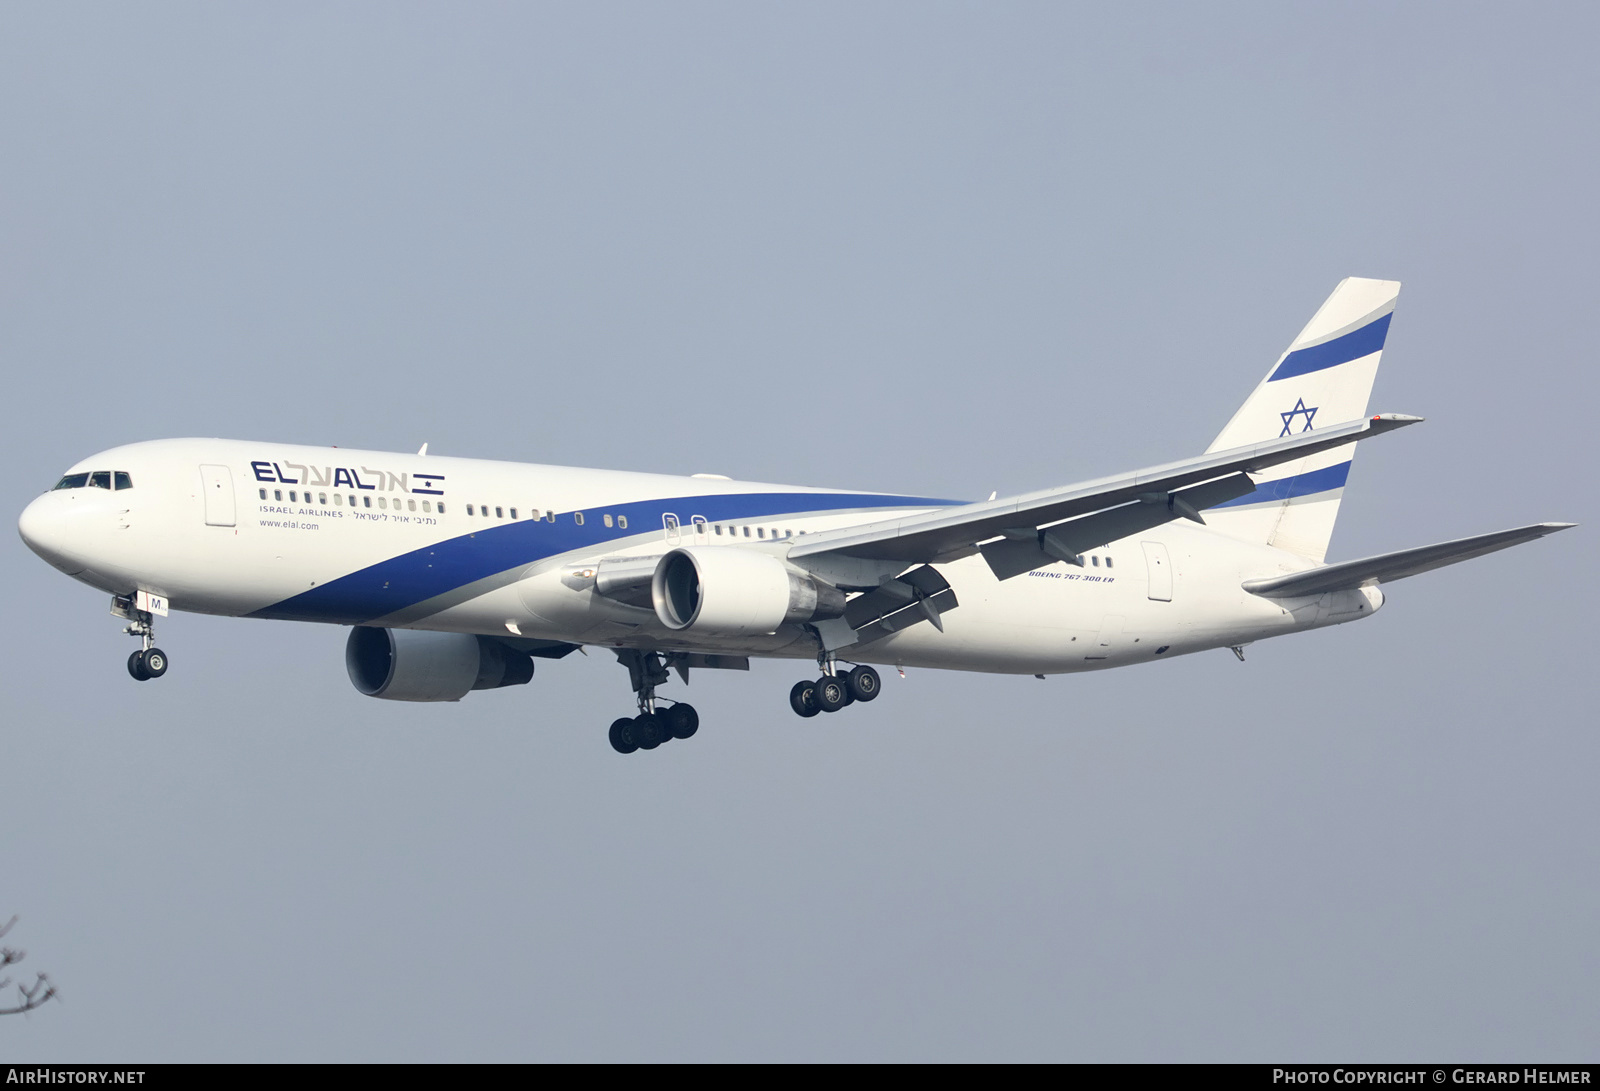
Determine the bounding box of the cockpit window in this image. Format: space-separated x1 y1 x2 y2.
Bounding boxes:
51 470 134 491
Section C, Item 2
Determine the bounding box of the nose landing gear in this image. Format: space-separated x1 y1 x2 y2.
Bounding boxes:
127 647 168 681
114 593 169 682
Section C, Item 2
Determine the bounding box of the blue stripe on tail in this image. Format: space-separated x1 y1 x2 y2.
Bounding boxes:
1268 313 1391 381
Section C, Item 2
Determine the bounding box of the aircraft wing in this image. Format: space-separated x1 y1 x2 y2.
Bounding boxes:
787 414 1423 578
1241 522 1576 599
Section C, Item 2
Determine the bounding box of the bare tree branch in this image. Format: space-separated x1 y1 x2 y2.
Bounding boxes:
0 917 58 1015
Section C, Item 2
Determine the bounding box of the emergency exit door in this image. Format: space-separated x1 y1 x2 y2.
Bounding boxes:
1141 541 1173 601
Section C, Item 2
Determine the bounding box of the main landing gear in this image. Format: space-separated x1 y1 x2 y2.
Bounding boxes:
789 662 880 718
608 650 700 755
114 594 170 682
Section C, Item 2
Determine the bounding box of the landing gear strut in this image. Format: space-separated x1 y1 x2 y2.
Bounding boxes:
114 594 169 682
609 650 699 755
790 654 881 719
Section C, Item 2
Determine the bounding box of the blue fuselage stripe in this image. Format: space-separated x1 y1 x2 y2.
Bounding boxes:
1268 313 1391 381
1211 461 1351 508
249 491 958 624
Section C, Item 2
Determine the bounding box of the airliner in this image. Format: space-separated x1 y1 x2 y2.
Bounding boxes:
18 278 1573 753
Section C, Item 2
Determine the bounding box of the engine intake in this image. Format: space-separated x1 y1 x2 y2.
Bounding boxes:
345 628 535 702
651 547 845 636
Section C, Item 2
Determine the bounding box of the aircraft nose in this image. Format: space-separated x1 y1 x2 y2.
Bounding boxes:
18 494 85 574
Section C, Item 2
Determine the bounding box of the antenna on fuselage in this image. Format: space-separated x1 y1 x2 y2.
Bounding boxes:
417 443 428 456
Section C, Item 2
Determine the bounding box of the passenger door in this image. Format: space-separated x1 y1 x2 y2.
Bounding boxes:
200 464 236 527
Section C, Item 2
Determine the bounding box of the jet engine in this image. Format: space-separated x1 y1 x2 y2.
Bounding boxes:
345 627 535 702
650 547 846 636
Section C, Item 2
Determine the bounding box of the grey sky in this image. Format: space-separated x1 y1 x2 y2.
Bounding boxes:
2 3 1594 1061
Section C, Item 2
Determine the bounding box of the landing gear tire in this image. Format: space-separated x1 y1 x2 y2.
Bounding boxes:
846 665 880 702
790 680 820 718
609 717 639 755
664 703 699 740
128 650 151 682
633 713 667 750
142 648 169 678
815 676 849 714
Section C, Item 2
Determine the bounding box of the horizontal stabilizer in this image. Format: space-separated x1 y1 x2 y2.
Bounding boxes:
1242 523 1576 598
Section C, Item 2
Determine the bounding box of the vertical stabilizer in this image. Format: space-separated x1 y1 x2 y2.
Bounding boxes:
1204 278 1400 563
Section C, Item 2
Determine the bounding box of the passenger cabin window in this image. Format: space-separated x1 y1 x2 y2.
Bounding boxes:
508 507 516 518
496 506 504 518
437 503 446 514
259 488 267 500
467 504 475 516
363 496 371 508
545 510 555 523
757 527 765 538
422 501 432 513
1106 557 1114 569
274 489 283 501
574 512 585 525
617 515 628 529
604 514 613 528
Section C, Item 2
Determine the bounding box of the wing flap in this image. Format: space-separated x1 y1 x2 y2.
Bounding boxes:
788 414 1421 566
1242 523 1576 598
979 472 1257 580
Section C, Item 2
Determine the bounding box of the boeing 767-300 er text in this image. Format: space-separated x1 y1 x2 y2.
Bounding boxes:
19 279 1574 753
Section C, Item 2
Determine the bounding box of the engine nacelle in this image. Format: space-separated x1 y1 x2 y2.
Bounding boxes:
651 547 846 636
345 628 535 702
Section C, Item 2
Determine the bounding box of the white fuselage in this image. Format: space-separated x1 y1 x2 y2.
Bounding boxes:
18 438 1382 675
